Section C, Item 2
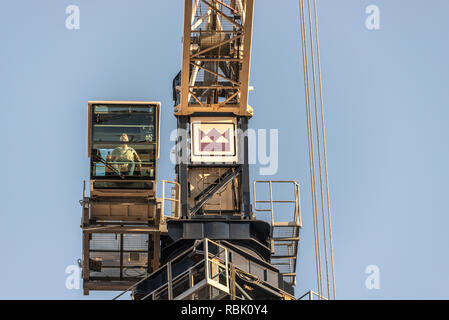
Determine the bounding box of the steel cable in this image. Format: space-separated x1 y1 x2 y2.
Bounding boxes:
298 0 336 299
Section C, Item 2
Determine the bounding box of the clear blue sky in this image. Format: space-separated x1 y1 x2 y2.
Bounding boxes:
1 0 448 299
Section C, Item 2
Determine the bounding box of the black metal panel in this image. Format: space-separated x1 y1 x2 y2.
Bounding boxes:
177 116 189 217
249 261 265 282
203 222 229 239
278 274 295 296
183 222 203 239
239 117 251 217
167 220 269 243
229 223 249 238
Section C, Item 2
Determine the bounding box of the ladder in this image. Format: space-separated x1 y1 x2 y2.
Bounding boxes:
253 180 302 286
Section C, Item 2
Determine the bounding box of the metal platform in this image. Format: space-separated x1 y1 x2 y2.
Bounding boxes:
80 180 182 294
114 238 295 300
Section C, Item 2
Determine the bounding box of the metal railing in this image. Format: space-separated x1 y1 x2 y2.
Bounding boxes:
298 290 328 300
161 180 181 221
253 180 302 286
253 180 302 228
113 238 230 300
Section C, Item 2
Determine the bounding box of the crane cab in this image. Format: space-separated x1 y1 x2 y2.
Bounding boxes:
81 101 163 294
85 101 161 223
88 101 160 198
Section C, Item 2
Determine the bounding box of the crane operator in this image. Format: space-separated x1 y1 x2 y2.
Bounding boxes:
111 133 141 176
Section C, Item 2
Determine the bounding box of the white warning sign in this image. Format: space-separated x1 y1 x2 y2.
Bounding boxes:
190 117 237 163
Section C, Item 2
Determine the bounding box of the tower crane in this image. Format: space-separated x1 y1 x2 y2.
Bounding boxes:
79 0 331 300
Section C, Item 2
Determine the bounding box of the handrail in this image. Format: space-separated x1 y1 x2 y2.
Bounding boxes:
298 290 328 300
161 180 181 221
141 239 229 300
113 239 204 300
141 259 206 300
253 180 302 286
113 271 155 300
116 238 300 301
253 180 302 227
113 238 229 300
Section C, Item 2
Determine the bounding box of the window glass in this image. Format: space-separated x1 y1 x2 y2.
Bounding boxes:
93 181 154 190
91 143 156 179
93 105 156 143
90 104 158 188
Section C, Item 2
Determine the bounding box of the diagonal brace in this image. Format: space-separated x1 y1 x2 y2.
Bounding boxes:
190 168 241 216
